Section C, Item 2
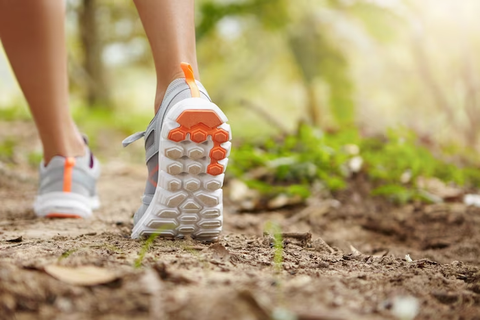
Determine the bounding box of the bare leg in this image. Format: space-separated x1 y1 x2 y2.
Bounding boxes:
133 0 199 113
0 0 85 164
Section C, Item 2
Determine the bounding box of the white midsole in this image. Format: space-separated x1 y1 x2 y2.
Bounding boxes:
34 192 100 219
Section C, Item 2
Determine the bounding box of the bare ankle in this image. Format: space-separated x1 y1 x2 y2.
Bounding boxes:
154 70 188 113
41 126 86 165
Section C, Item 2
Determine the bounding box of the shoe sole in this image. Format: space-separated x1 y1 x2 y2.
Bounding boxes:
34 192 100 219
131 98 231 241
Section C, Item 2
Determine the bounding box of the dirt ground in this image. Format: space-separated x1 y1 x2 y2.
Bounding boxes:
1 120 480 320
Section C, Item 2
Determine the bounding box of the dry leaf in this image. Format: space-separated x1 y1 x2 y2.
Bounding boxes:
228 179 260 210
416 177 462 200
153 262 196 284
44 265 118 286
267 194 303 209
348 156 363 173
6 236 22 243
209 243 230 259
267 194 290 209
464 194 480 207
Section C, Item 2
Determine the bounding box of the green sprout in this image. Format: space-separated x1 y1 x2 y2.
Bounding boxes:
134 224 176 269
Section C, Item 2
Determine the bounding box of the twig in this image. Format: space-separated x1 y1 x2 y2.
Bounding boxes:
349 244 362 256
184 245 206 251
282 232 312 242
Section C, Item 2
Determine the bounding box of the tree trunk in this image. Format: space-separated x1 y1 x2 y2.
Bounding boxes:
79 0 110 108
305 81 321 127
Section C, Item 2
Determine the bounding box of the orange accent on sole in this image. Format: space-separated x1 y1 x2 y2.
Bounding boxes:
63 157 76 192
176 109 223 129
46 213 82 219
180 62 200 98
168 110 228 176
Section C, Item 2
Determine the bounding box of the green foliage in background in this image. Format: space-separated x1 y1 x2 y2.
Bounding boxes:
196 0 401 127
229 124 480 204
0 138 16 163
0 105 31 122
229 125 349 199
72 106 152 150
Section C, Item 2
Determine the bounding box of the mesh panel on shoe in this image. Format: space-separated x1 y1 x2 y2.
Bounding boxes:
145 130 155 150
145 153 159 197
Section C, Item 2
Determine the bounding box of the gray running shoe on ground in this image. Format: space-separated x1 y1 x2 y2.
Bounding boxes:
123 62 231 240
34 145 100 218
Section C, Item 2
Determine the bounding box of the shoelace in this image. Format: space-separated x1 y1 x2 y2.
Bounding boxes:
122 131 145 147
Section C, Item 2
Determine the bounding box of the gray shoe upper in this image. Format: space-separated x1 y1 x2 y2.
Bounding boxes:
122 78 211 225
38 146 100 198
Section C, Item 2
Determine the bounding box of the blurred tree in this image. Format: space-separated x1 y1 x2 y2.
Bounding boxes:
288 15 354 127
68 0 149 109
196 0 397 129
65 0 400 131
79 0 110 109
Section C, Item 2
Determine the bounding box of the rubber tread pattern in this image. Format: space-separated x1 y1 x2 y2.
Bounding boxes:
131 99 230 240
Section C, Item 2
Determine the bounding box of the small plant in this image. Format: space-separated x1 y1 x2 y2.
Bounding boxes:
72 106 153 150
28 152 43 167
0 138 17 162
229 124 480 204
134 233 159 269
0 105 31 121
230 125 349 200
361 128 480 203
133 224 177 268
264 221 283 273
58 249 79 261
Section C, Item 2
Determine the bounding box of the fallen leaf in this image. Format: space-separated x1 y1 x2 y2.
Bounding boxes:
209 243 230 259
348 156 363 173
228 179 261 210
6 236 22 243
349 244 362 256
267 194 290 209
267 194 303 209
417 177 462 201
310 238 335 253
153 262 195 284
44 265 118 286
464 194 480 207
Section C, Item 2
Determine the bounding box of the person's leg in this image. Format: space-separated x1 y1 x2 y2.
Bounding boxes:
133 0 199 112
0 0 100 219
125 0 231 240
0 0 85 164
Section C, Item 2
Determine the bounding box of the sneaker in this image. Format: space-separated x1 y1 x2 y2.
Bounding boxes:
33 145 101 218
123 62 231 240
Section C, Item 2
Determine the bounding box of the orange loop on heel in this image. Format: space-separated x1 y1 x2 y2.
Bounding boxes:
180 62 200 98
63 157 76 192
